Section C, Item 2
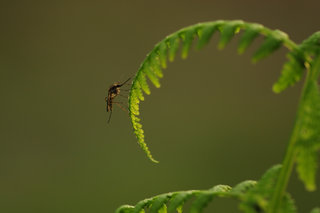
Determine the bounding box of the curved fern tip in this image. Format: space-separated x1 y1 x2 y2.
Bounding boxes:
150 157 159 163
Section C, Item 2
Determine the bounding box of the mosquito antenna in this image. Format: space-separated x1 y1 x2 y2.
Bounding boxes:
107 110 112 124
119 76 133 87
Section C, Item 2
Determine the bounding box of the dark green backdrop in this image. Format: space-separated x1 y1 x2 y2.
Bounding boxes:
1 0 319 212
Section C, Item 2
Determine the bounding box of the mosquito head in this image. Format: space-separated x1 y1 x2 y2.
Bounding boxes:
108 84 121 97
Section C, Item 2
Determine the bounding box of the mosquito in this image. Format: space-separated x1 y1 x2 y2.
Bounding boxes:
105 77 132 123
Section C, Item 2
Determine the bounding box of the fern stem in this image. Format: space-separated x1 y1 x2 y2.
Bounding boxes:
268 55 320 212
268 127 299 212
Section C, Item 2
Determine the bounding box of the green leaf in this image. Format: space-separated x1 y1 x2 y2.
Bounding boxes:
272 52 305 93
296 146 319 191
158 204 167 213
180 28 196 59
137 72 150 95
144 63 161 88
252 30 288 62
230 180 257 196
238 23 263 54
133 198 153 213
296 74 320 191
158 41 168 68
149 53 164 78
279 194 297 213
190 185 231 213
197 22 221 49
167 34 180 62
241 165 297 213
218 20 244 49
176 205 183 213
134 82 144 101
168 190 197 212
150 194 171 213
299 31 320 56
129 92 140 116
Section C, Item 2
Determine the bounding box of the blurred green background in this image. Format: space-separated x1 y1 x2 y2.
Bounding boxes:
1 0 319 212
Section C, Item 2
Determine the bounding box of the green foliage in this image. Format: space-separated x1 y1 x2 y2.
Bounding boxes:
237 23 263 54
295 55 320 191
119 20 320 213
115 182 251 213
272 51 305 93
299 32 320 57
128 20 297 163
273 32 320 93
240 165 296 213
252 30 289 63
115 166 299 213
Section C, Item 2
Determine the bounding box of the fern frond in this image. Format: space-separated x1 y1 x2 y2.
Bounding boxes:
150 194 172 213
268 51 320 212
237 23 263 54
115 165 299 213
251 30 289 63
115 182 254 213
180 26 196 59
189 185 232 213
133 197 154 213
273 31 320 93
197 21 221 49
299 31 320 57
295 55 320 191
167 34 180 61
128 20 298 162
240 165 296 213
158 41 168 68
167 190 198 212
230 180 257 196
218 20 244 49
272 51 305 93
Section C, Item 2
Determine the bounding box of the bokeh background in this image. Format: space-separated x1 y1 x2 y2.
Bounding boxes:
1 0 319 212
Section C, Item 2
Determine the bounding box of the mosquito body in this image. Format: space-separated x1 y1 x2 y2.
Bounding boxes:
105 77 131 123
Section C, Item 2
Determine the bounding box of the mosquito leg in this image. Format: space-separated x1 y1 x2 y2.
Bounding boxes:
107 110 112 123
114 102 128 113
115 102 132 117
